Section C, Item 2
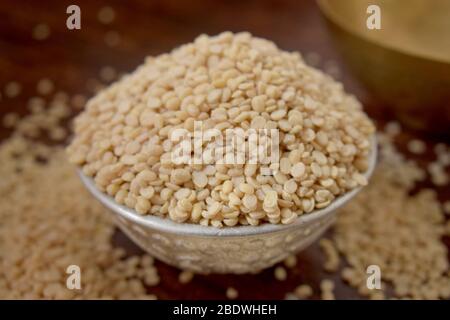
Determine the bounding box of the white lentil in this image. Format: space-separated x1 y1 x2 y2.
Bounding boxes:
290 162 306 179
104 31 121 47
294 284 313 299
36 78 54 95
284 255 297 268
178 270 194 284
98 6 116 24
226 287 239 300
4 81 21 98
32 23 50 40
407 139 427 155
274 266 287 281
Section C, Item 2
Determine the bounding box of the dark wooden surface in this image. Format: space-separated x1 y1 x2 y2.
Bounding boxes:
0 0 448 300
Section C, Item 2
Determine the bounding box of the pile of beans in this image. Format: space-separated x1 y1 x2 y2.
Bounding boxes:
67 32 375 227
332 131 450 300
0 97 159 299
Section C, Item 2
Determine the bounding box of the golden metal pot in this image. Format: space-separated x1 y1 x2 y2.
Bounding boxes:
317 0 450 135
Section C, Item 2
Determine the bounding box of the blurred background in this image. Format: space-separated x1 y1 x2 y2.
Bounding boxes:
0 0 449 299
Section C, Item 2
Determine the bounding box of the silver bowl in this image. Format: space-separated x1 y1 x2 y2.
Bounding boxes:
79 137 377 274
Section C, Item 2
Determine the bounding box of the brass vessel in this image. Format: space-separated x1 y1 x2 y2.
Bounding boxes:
318 0 450 134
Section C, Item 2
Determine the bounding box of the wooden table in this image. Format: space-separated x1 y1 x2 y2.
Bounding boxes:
1 0 448 299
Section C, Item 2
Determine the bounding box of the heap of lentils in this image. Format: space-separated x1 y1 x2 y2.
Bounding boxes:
0 96 159 299
332 131 450 300
67 32 375 227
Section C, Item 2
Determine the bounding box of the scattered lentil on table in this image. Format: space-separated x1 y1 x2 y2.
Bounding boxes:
0 98 159 299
